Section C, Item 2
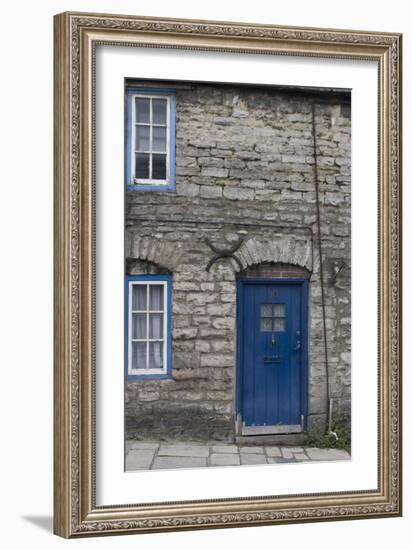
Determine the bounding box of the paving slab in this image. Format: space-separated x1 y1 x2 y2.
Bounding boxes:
268 457 297 464
239 446 265 454
306 448 351 461
240 453 268 465
125 440 350 469
283 446 304 453
211 445 239 454
126 441 159 451
152 456 207 469
210 453 241 466
126 450 155 470
157 444 209 458
281 448 294 459
265 446 282 457
293 453 309 461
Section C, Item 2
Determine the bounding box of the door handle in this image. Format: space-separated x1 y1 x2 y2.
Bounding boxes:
293 331 301 351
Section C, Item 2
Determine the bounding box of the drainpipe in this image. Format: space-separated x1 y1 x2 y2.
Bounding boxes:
311 102 337 439
328 398 338 440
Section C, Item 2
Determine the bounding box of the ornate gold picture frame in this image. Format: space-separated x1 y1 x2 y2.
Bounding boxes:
53 11 402 538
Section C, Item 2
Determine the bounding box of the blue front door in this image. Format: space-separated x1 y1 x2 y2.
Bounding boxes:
237 280 308 435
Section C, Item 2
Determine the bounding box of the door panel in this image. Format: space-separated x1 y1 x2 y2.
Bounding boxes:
238 281 306 432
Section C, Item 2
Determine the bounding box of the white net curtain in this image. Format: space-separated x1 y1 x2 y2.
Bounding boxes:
131 284 164 370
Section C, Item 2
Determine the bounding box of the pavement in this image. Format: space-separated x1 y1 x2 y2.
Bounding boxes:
125 440 351 471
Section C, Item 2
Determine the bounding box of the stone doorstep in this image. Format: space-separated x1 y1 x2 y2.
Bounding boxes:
235 434 306 446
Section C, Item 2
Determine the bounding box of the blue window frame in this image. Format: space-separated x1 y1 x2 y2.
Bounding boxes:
125 88 176 191
125 275 172 379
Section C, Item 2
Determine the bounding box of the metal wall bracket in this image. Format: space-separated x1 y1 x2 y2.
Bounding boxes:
205 236 244 272
330 261 347 285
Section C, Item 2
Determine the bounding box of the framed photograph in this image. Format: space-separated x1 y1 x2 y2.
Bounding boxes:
53 11 402 537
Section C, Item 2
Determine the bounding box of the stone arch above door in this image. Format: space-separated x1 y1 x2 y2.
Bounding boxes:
234 236 313 273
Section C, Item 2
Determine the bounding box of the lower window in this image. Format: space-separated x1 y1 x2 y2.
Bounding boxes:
126 275 172 378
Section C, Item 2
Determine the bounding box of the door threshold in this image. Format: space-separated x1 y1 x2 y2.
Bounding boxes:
236 433 306 446
241 424 302 436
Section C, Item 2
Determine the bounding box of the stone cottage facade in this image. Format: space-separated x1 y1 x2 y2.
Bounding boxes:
124 80 351 443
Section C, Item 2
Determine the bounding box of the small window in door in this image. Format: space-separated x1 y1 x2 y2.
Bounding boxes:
260 303 285 332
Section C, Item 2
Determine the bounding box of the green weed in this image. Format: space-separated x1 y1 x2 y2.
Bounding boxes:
304 414 351 453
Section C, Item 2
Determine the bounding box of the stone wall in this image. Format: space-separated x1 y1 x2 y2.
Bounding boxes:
125 83 351 441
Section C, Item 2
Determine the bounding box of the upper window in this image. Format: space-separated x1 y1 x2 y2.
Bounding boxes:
125 88 176 191
126 275 172 378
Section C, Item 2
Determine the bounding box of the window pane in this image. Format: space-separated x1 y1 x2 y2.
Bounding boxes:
274 318 285 332
149 341 164 369
136 125 150 151
150 285 164 310
131 341 147 369
260 318 272 332
152 154 167 180
135 97 150 123
132 313 147 339
152 126 167 152
274 304 285 317
260 304 272 317
135 153 150 179
149 313 163 339
132 284 147 310
152 98 167 124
